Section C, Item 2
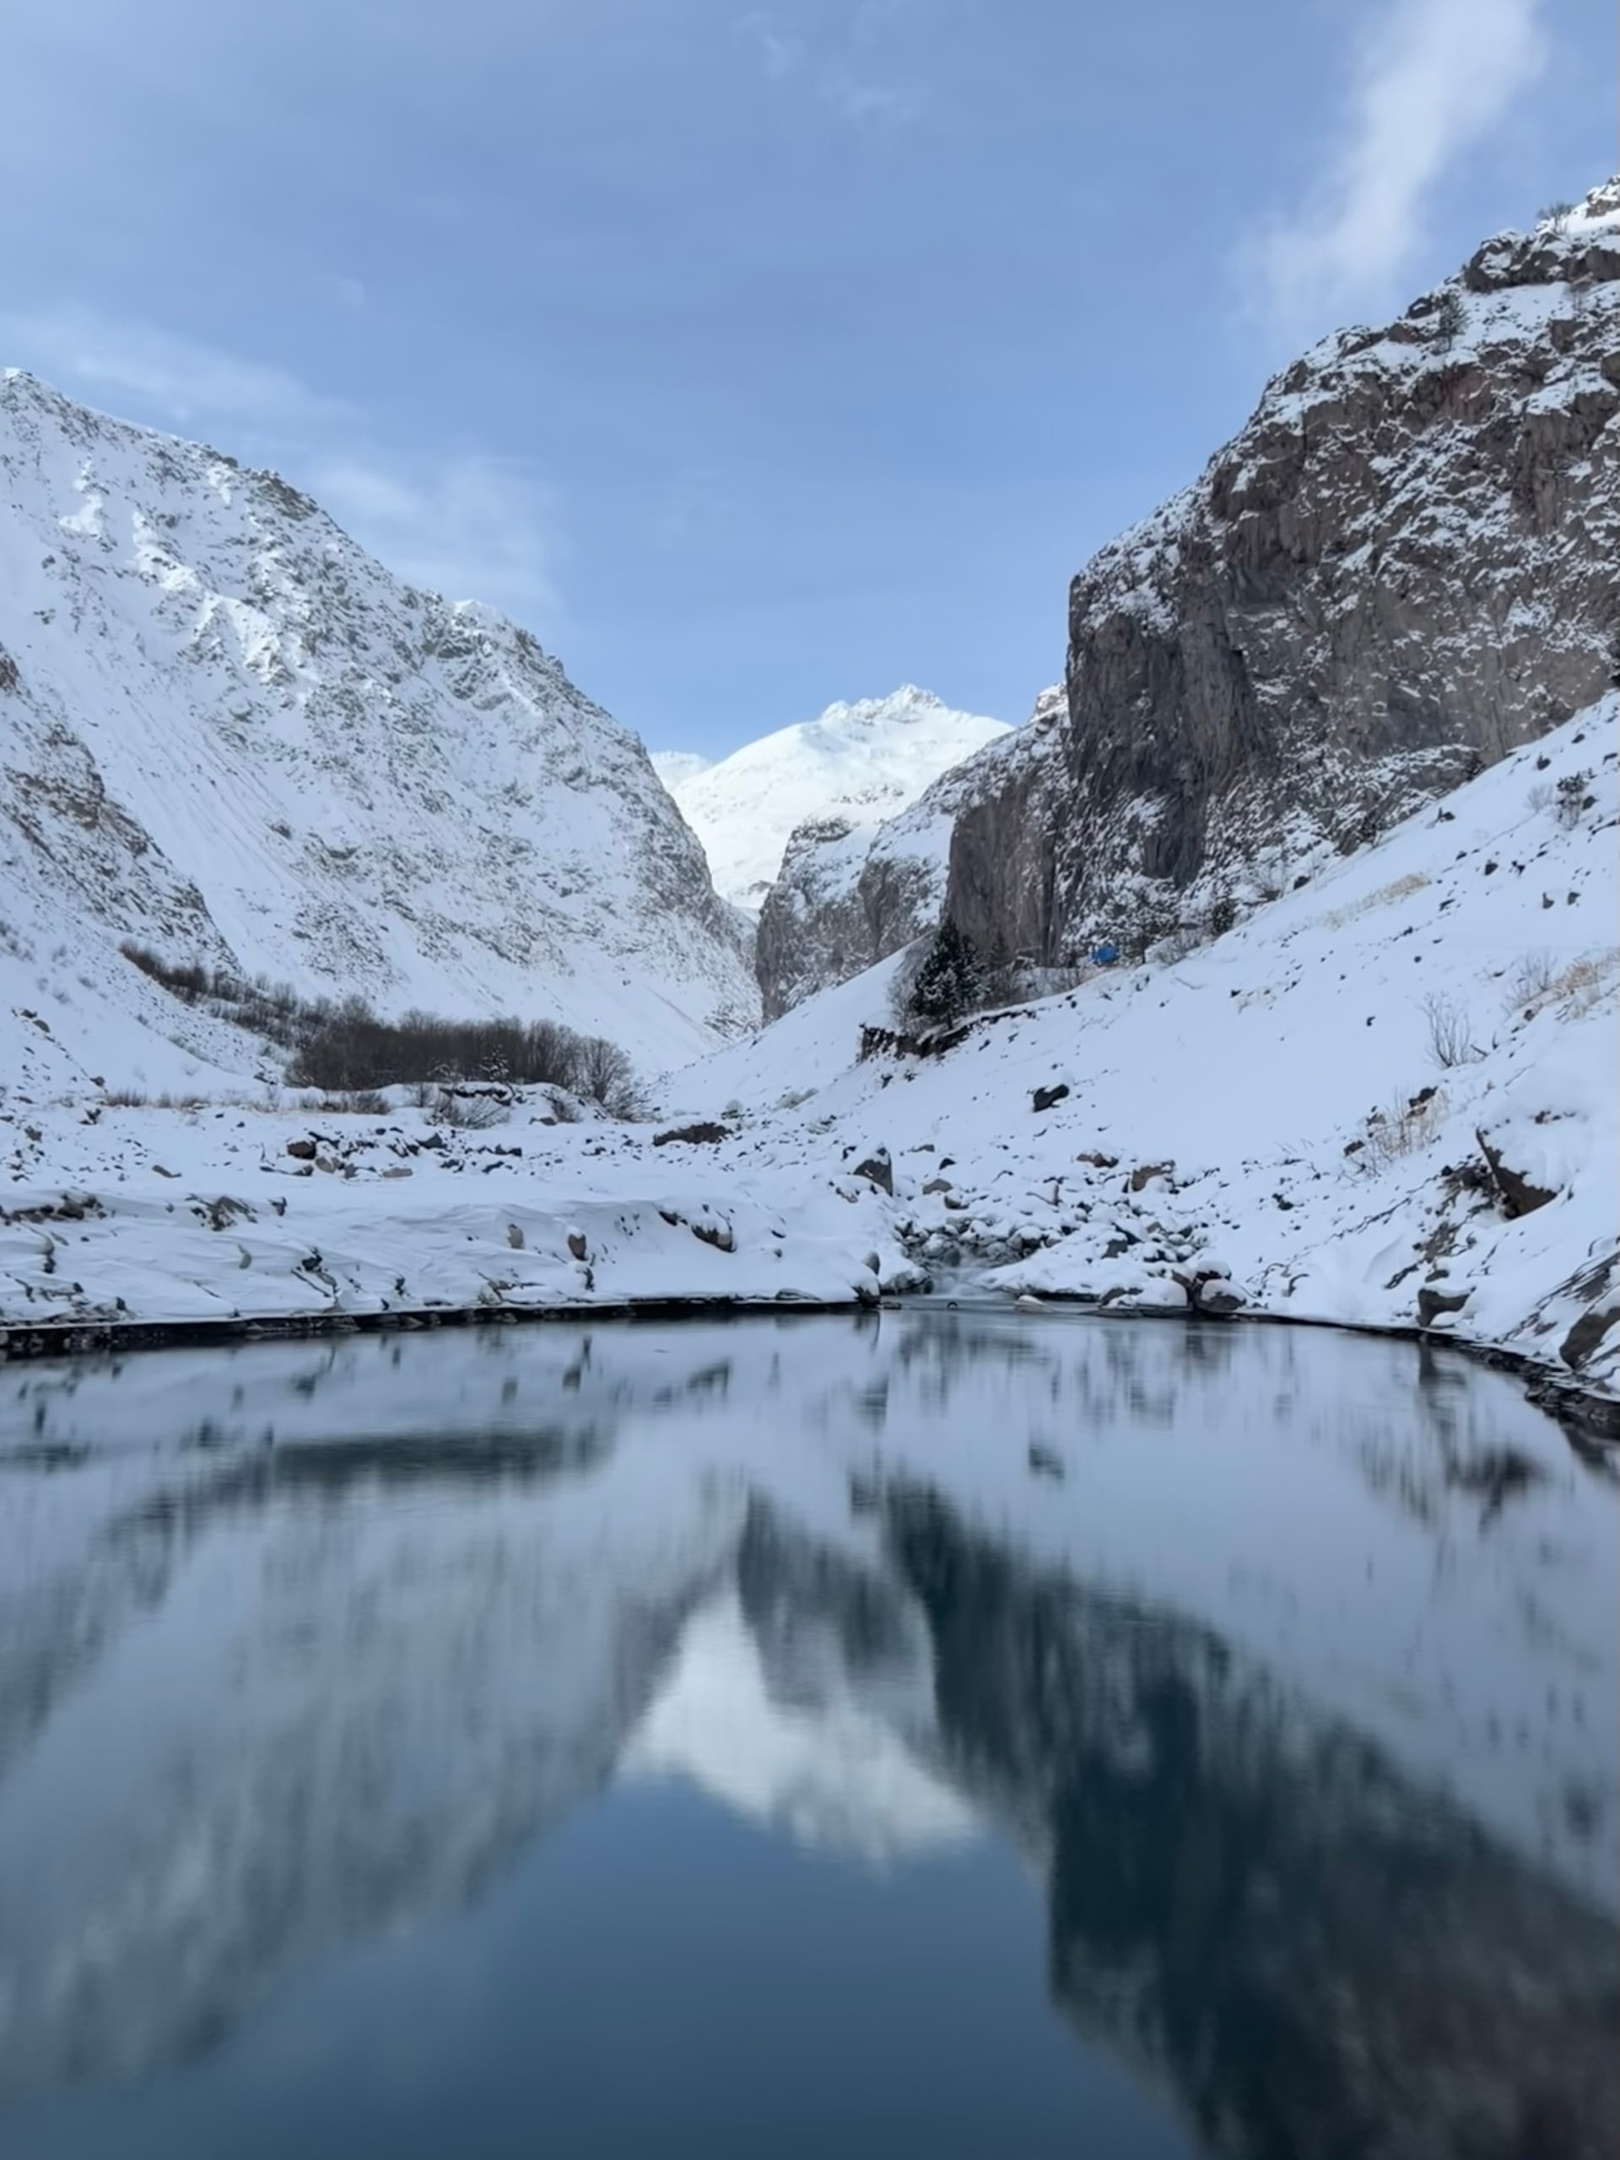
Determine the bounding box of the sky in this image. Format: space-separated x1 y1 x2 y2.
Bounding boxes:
1 0 1612 759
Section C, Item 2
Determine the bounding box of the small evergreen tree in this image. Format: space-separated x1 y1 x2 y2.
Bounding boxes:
907 919 984 1027
1433 289 1464 351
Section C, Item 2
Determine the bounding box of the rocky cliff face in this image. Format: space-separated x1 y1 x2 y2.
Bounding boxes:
0 371 756 1074
755 689 1059 1015
946 180 1620 963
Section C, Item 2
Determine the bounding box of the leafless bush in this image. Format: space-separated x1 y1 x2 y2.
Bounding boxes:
426 1088 510 1130
1525 780 1553 815
118 941 642 1106
1554 772 1591 830
1361 1089 1448 1171
1503 950 1557 1013
1421 992 1481 1070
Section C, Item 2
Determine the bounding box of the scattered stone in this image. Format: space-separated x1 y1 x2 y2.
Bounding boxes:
852 1148 894 1195
921 1177 953 1195
652 1121 731 1146
1129 1160 1174 1192
1475 1129 1557 1217
285 1137 317 1160
1031 1083 1070 1113
506 1223 525 1249
1417 1285 1470 1326
691 1217 735 1253
1559 1303 1620 1371
566 1230 588 1261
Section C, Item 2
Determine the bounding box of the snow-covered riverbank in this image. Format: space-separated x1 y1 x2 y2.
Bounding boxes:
4 701 1616 1423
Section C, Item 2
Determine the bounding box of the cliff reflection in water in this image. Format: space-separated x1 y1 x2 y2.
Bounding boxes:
1 1310 1615 2157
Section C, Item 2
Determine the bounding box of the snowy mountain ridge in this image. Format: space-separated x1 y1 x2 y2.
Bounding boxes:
0 369 757 1076
656 686 1008 914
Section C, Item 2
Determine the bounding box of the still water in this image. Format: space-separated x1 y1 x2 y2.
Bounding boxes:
1 1309 1616 2159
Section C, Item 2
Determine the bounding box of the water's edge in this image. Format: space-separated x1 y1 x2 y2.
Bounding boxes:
1 1293 1614 1451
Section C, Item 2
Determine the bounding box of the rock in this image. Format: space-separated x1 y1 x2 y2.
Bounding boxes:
690 1217 735 1253
852 1149 894 1195
506 1223 525 1249
1417 1285 1470 1326
1027 1441 1065 1479
566 1230 588 1261
652 1121 731 1147
285 1137 317 1160
921 1177 953 1195
1559 1302 1620 1372
1173 1266 1245 1315
936 185 1619 967
1129 1160 1175 1193
1032 1083 1071 1113
1075 1150 1118 1169
1475 1129 1557 1218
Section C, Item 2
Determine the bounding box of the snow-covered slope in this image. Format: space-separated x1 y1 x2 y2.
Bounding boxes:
673 695 1620 1398
0 371 756 1076
3 701 1615 1412
657 687 1008 914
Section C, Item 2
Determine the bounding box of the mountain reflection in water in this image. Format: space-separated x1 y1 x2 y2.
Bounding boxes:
1 1310 1616 2158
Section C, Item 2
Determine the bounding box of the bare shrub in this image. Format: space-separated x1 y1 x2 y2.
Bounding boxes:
1361 1089 1448 1171
1525 780 1554 815
1503 950 1557 1013
1554 772 1591 829
1421 992 1481 1070
426 1088 509 1130
574 1035 644 1119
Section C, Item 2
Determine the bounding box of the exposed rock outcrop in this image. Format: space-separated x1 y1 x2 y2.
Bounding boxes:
757 688 1062 1014
946 181 1620 964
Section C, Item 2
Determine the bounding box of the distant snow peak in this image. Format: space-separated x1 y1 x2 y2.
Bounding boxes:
650 750 713 790
662 686 1009 914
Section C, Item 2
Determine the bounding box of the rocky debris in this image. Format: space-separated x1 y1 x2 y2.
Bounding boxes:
1560 1303 1619 1371
1476 1129 1558 1217
852 1148 894 1196
942 183 1620 968
1418 1285 1471 1326
285 1138 317 1161
1172 1267 1245 1316
1129 1161 1174 1193
689 1216 735 1254
652 1121 732 1146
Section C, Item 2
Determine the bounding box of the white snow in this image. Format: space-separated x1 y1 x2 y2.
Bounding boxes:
3 698 1615 1405
0 371 756 1075
656 686 1009 912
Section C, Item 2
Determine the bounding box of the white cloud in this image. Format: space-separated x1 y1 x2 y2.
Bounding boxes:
732 4 922 128
1252 0 1545 336
1 304 564 632
734 10 804 81
311 454 565 628
0 307 340 429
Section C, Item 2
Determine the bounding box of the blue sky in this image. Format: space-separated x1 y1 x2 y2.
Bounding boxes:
2 0 1610 757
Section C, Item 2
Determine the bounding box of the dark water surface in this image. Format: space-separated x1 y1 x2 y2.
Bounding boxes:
1 1310 1616 2159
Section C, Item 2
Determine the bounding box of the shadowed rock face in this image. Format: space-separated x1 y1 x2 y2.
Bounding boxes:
947 183 1620 965
883 1485 1620 2160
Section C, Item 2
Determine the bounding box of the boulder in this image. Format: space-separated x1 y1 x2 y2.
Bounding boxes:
852 1149 894 1196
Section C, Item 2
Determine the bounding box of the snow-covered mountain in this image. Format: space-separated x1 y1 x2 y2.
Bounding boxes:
0 370 757 1077
655 687 1008 915
944 180 1620 969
